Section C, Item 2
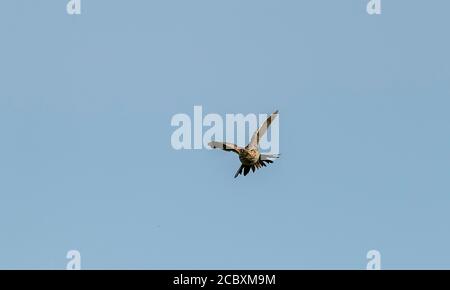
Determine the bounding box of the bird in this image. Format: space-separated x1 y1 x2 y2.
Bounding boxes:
208 110 279 178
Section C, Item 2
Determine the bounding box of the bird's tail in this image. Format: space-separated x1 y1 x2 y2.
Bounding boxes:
234 154 280 178
234 165 244 178
234 164 254 178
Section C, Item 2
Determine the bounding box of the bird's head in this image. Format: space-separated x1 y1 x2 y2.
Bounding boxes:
245 146 258 154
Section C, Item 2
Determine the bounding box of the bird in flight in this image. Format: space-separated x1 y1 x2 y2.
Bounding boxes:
208 110 279 178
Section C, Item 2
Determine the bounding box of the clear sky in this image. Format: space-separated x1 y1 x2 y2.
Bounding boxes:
1 0 449 269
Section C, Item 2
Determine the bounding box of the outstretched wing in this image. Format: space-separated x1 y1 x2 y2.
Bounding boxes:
249 110 279 147
208 141 242 154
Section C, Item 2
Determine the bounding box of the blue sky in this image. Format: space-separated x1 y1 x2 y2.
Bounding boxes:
0 0 449 269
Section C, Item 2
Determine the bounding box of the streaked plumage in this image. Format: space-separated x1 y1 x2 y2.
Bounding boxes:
208 110 279 178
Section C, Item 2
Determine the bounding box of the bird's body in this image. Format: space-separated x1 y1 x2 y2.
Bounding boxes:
208 110 279 178
239 148 260 166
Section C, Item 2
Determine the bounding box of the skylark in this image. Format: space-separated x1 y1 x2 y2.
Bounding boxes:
208 110 279 178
